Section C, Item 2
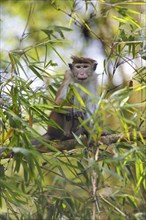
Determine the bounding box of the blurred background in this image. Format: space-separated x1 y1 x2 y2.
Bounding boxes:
1 0 145 84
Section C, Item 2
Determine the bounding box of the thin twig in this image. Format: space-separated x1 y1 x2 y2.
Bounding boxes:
90 147 100 220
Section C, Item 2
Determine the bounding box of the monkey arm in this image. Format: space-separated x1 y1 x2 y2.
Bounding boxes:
55 71 73 105
53 71 85 121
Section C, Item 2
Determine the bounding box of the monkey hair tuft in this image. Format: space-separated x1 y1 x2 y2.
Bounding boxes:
71 56 97 65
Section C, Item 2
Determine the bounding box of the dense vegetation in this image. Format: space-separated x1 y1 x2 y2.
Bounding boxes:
0 0 145 219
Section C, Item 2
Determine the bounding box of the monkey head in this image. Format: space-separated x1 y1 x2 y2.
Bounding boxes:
68 56 97 81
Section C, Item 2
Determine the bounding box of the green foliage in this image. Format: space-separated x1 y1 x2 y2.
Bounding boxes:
0 0 145 219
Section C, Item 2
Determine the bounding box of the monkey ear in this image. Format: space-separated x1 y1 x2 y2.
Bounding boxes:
68 63 73 69
93 63 97 71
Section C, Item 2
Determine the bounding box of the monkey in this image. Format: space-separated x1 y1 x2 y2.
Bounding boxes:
31 56 98 144
46 56 98 141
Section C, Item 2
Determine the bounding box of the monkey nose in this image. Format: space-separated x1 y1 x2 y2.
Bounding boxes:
80 70 84 75
78 74 87 80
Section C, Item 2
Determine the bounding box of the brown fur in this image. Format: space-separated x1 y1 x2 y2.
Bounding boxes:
71 56 97 65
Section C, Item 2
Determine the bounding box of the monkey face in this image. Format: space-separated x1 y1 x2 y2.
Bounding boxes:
69 63 97 81
74 63 90 80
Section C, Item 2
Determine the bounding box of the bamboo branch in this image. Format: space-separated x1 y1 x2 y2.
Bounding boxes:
34 130 146 152
0 131 146 159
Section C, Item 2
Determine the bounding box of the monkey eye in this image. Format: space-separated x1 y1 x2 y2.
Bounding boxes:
83 65 88 68
76 65 81 69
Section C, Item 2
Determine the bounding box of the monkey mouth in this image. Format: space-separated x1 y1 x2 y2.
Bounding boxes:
78 78 87 81
77 77 88 80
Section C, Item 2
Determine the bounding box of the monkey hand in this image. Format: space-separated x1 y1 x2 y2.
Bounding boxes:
66 110 85 121
74 110 85 120
66 112 73 121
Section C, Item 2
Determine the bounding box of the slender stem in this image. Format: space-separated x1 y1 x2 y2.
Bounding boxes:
90 147 100 220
